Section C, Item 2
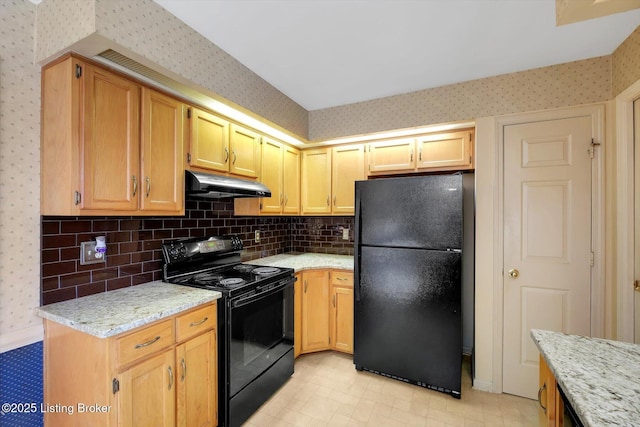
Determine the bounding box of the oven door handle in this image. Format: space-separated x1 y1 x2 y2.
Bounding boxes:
231 278 294 308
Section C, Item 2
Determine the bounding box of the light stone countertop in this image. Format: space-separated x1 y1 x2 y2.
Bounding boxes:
249 253 354 272
35 281 221 339
531 329 640 426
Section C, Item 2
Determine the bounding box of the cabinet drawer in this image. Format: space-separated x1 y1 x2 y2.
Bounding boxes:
331 271 353 287
116 319 174 366
176 303 216 342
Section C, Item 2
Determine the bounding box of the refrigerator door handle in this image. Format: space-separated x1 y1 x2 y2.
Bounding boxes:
354 193 362 302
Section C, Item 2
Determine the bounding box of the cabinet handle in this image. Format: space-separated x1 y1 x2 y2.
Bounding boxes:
224 147 229 163
333 196 336 206
304 280 308 293
134 335 161 349
132 175 137 197
326 196 330 206
168 366 173 390
537 382 547 414
280 194 284 206
145 176 151 197
232 150 237 165
333 294 336 307
284 195 288 205
419 147 422 161
181 358 186 382
410 149 414 162
189 317 208 327
336 277 348 281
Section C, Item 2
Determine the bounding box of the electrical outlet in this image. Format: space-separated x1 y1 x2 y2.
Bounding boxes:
255 230 261 243
342 228 349 240
80 241 106 265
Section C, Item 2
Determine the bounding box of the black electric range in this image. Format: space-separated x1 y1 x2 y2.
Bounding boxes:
162 235 295 427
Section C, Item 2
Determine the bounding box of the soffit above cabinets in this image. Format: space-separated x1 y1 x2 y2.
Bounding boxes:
556 0 640 25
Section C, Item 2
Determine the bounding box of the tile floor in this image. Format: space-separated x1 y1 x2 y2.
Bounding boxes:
244 352 542 427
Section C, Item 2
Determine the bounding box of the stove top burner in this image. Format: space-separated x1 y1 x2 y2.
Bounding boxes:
219 277 245 287
233 264 255 273
192 272 224 285
252 267 281 275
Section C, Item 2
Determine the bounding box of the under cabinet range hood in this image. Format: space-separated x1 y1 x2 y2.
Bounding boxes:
185 170 271 199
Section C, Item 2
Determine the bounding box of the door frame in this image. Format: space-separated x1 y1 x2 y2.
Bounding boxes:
492 104 605 393
615 79 640 343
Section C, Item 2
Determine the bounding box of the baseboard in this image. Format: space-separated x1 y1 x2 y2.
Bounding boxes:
472 378 495 393
0 325 44 353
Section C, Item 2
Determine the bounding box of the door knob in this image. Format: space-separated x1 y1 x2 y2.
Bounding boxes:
508 268 519 279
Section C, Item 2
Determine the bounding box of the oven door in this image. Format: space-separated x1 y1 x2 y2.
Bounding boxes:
228 278 294 398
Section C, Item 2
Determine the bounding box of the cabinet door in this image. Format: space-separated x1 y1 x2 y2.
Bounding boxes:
260 137 284 213
332 144 365 214
188 107 230 172
140 88 184 212
301 148 332 214
229 123 260 177
538 355 559 427
176 331 217 427
301 270 330 353
282 145 301 214
367 139 415 174
331 285 354 354
81 63 140 211
119 349 175 427
416 130 474 171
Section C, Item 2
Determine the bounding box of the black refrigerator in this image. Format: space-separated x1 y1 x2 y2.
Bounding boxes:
354 174 463 398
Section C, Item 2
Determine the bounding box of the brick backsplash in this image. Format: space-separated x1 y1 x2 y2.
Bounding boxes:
41 199 354 305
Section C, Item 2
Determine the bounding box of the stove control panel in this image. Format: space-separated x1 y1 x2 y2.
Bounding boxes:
162 235 244 264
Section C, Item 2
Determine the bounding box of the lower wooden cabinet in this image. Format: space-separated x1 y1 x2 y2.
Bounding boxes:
296 269 353 356
539 355 563 427
119 349 175 427
301 270 331 353
329 271 354 354
43 302 217 427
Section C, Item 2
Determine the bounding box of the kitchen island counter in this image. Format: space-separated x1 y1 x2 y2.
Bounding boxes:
531 329 640 426
250 253 353 272
35 281 221 338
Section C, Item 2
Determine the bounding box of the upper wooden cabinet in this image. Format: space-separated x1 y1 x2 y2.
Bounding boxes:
367 129 475 175
331 144 366 214
41 55 185 216
187 107 230 172
229 123 261 178
301 144 365 215
301 148 332 214
233 137 300 215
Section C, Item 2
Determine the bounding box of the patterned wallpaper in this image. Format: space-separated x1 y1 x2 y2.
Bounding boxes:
0 0 42 350
308 56 612 141
613 25 640 97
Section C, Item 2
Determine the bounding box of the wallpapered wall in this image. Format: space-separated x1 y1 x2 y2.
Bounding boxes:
0 0 43 351
1 0 639 351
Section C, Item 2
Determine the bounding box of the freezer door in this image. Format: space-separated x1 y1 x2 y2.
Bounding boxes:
354 246 462 395
355 174 462 250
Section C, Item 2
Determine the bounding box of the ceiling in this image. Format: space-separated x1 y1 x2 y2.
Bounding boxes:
153 0 640 111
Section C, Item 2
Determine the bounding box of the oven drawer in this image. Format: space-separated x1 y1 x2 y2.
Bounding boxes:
176 303 217 342
116 319 174 366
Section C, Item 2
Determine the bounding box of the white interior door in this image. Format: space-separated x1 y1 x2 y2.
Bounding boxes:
634 97 640 344
503 117 593 399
